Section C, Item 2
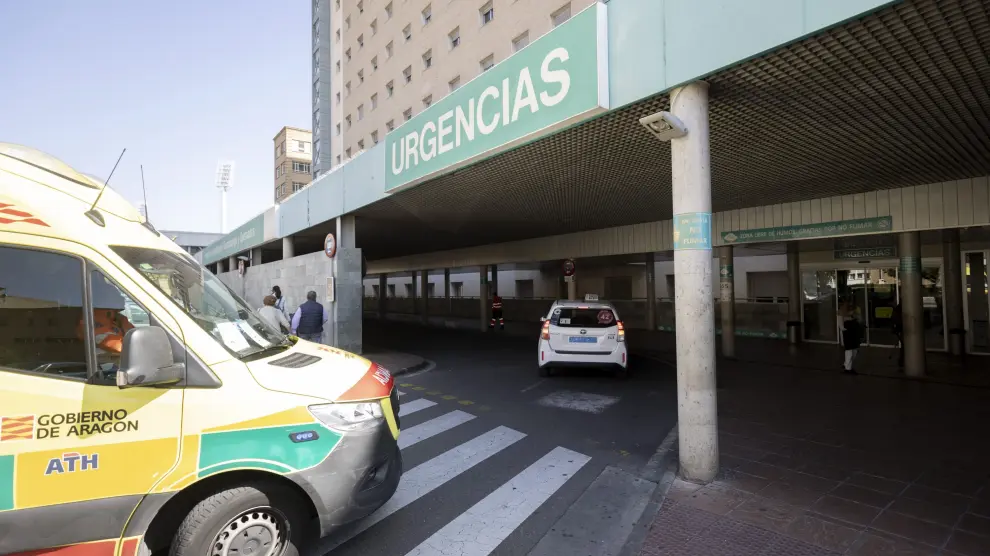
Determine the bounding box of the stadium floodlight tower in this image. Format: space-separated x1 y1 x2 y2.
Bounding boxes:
215 160 235 233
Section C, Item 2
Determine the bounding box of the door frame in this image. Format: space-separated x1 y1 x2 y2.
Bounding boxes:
961 249 990 355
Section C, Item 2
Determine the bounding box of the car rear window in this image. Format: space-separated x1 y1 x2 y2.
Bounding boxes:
551 308 616 328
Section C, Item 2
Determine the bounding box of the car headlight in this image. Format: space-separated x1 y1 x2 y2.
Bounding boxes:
309 402 384 433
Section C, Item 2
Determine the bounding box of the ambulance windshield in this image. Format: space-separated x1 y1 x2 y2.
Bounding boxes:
110 245 288 358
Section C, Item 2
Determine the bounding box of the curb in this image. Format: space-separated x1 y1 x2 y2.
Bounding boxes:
393 359 434 376
615 425 679 556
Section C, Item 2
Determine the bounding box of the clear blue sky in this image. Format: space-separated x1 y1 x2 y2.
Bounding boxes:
0 1 310 233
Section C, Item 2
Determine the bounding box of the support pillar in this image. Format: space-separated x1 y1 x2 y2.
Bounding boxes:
491 264 499 296
645 252 657 331
378 274 387 319
251 247 263 267
670 81 718 483
899 232 926 376
567 278 577 300
420 269 429 324
718 246 736 359
479 266 489 332
282 236 295 259
787 243 802 344
228 256 238 274
943 229 965 356
332 215 362 353
444 268 451 315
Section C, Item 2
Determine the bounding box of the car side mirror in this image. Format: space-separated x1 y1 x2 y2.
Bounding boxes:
117 326 184 388
540 316 547 322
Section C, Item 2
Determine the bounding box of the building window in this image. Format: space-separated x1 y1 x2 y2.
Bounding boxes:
449 76 460 92
386 80 394 97
403 24 412 41
388 284 396 297
480 54 494 72
358 69 364 83
345 16 350 29
346 115 352 128
335 29 341 43
357 0 363 13
335 0 340 10
371 55 378 70
357 139 365 150
345 81 351 96
292 182 306 192
385 1 392 20
422 4 432 25
371 93 378 110
295 140 307 153
449 27 460 49
371 18 377 35
371 130 379 144
293 161 311 173
336 91 341 105
512 31 529 52
451 281 463 297
346 147 352 158
403 108 412 121
386 41 394 59
422 49 433 70
345 48 351 61
386 119 395 131
422 94 432 108
357 34 363 48
357 104 364 120
403 66 412 84
551 3 571 27
336 154 341 164
336 60 341 73
336 123 341 136
480 2 494 25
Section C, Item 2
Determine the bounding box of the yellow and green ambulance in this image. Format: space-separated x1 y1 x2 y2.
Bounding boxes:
0 144 403 556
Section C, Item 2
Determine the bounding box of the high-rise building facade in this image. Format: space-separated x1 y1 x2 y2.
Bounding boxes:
316 0 591 171
273 126 313 203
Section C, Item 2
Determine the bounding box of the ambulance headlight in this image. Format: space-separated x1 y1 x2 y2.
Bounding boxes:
309 402 384 433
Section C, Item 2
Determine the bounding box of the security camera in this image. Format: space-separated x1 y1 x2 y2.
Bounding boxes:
639 111 688 142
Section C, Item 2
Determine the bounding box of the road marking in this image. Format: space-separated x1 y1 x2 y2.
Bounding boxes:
537 390 621 414
405 446 592 556
412 386 427 391
441 394 457 400
398 390 407 397
398 410 475 449
426 390 442 395
520 379 546 393
399 398 437 417
400 383 415 387
457 400 474 406
320 426 526 551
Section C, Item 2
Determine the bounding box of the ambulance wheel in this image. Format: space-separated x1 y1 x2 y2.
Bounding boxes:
170 482 310 556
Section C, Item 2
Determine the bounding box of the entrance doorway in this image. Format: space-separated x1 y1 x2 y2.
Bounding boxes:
964 251 989 354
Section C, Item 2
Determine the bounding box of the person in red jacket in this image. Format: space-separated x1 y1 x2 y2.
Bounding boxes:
490 292 504 330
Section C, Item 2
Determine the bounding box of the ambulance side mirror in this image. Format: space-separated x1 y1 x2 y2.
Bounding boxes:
117 326 184 388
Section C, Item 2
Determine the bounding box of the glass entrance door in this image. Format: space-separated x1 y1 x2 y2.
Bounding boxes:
866 268 899 346
837 269 868 342
966 252 989 353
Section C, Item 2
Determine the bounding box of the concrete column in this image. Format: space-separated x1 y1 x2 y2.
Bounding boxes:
491 264 499 296
420 269 429 324
943 229 965 355
444 268 451 315
718 246 736 359
216 260 225 274
228 256 238 274
251 247 263 267
786 243 802 344
645 252 657 330
410 270 419 314
332 215 362 353
282 236 295 259
899 232 926 376
670 81 718 483
479 266 489 332
378 274 387 319
566 278 577 300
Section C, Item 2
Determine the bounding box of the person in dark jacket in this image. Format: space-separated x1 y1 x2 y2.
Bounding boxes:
490 292 504 330
842 314 863 375
891 303 904 369
290 291 329 343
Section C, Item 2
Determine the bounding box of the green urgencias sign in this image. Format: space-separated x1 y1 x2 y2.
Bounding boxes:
721 216 893 244
385 3 609 192
202 215 265 264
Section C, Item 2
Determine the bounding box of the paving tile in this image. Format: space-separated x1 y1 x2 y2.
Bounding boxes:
968 497 990 518
736 460 790 481
902 484 973 508
810 496 883 527
831 484 896 509
665 478 704 501
716 468 773 494
759 534 841 555
681 483 752 515
870 510 951 547
698 517 777 555
887 495 967 527
651 500 720 536
915 468 985 497
800 461 853 482
957 512 990 537
785 513 863 553
944 530 990 556
846 473 909 496
728 496 804 533
760 481 828 508
761 452 803 470
848 532 940 555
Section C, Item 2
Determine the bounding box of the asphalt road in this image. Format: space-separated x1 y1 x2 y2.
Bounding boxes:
314 320 678 556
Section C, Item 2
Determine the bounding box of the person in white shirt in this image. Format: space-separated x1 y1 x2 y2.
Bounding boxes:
271 285 287 316
258 295 290 333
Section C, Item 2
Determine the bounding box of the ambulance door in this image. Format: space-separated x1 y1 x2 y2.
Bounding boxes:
0 237 183 555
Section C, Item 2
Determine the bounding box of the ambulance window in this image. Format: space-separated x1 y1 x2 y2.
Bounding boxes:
0 246 89 381
88 269 151 385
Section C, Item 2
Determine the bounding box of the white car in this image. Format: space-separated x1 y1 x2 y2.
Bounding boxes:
537 300 629 378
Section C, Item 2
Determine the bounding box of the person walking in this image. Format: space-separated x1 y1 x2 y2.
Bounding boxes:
291 291 329 343
842 313 863 375
490 291 504 330
258 295 290 333
891 302 904 369
271 285 287 317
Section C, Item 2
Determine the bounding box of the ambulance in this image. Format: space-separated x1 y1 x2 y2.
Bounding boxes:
0 144 403 556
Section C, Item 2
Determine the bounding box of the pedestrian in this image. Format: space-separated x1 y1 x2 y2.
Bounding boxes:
271 285 287 317
490 291 504 330
891 302 904 369
841 313 863 375
291 290 328 343
258 295 290 333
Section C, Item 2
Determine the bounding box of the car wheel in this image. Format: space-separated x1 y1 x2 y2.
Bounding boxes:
169 482 311 556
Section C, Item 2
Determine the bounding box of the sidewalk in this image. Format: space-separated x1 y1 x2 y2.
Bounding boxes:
360 349 431 375
637 358 990 555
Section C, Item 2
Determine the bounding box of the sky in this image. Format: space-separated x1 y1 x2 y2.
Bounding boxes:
0 1 311 233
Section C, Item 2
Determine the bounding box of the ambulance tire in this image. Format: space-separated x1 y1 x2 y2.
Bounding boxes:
170 482 310 556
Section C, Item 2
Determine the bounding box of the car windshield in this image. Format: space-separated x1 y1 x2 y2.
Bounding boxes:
551 307 617 328
110 245 288 359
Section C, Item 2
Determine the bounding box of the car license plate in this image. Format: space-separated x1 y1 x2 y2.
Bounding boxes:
569 336 597 343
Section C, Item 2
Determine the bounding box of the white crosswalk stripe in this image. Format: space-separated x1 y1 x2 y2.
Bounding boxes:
398 397 436 417
398 390 407 396
405 447 592 556
398 410 475 449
